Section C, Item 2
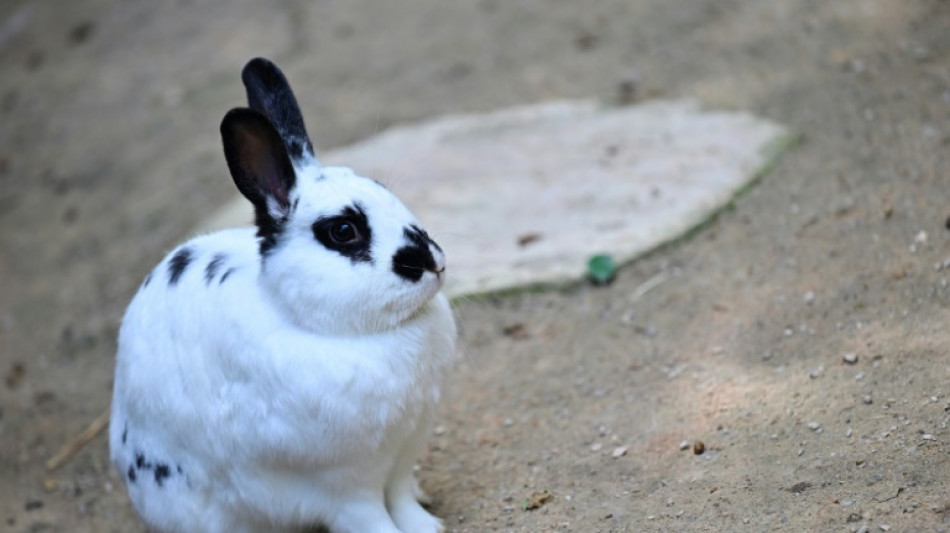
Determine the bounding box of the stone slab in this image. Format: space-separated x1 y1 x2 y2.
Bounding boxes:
197 99 792 297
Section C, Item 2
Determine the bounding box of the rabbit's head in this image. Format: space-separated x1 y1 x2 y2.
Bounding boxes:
221 58 445 334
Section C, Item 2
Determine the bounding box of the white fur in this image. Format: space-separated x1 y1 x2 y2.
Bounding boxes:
110 164 458 533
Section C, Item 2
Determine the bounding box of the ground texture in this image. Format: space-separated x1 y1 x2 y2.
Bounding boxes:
2 1 950 532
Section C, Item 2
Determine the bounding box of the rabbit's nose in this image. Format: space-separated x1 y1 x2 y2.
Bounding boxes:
392 227 446 283
431 246 446 275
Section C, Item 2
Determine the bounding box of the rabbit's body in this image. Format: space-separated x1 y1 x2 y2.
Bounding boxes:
110 59 457 533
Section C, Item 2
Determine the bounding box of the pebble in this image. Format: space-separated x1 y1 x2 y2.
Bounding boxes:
862 395 873 405
803 291 815 304
679 440 690 451
922 434 935 441
612 446 628 458
807 421 821 431
843 353 859 364
590 442 603 452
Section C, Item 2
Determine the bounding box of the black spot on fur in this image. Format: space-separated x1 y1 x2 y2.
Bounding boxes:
154 463 170 487
176 464 183 474
411 224 442 253
257 213 288 256
127 465 136 483
167 248 194 285
312 202 373 264
205 254 227 285
220 267 237 285
135 453 147 469
143 272 152 288
392 225 438 282
121 424 127 445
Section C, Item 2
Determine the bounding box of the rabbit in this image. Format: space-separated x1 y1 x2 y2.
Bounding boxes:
109 57 458 533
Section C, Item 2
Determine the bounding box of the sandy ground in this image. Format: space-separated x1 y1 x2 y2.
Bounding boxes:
2 0 950 531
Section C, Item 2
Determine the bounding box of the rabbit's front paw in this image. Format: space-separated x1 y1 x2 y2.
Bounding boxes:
391 500 443 533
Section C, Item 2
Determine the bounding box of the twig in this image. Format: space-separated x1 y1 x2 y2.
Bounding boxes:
46 408 110 471
630 271 669 301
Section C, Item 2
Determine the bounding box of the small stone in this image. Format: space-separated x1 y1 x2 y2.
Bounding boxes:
862 395 873 405
612 446 628 458
42 478 59 493
845 428 853 437
522 490 554 511
788 481 811 493
807 421 821 431
879 524 890 531
843 353 858 364
678 440 690 450
693 440 705 455
433 425 446 435
24 499 43 511
854 372 865 381
590 442 603 452
922 434 935 441
803 291 815 304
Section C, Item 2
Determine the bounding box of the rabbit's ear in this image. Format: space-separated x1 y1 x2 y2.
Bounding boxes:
221 108 296 223
241 57 315 162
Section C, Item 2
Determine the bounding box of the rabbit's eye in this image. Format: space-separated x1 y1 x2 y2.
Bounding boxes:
328 219 361 245
312 204 373 263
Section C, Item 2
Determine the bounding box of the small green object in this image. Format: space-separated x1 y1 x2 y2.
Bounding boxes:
587 254 616 285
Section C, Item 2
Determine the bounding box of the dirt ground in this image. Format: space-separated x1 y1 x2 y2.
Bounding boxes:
2 0 950 531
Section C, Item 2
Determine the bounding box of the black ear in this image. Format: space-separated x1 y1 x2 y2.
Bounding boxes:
220 108 297 226
241 57 314 162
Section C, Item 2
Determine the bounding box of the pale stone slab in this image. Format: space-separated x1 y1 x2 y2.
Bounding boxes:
197 99 792 297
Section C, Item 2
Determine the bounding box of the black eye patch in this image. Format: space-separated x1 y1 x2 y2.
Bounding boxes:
312 202 373 264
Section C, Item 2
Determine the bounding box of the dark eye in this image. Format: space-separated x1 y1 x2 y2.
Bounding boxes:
328 219 361 245
312 205 373 263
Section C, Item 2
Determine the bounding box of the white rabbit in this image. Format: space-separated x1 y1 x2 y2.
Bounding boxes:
109 58 458 533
